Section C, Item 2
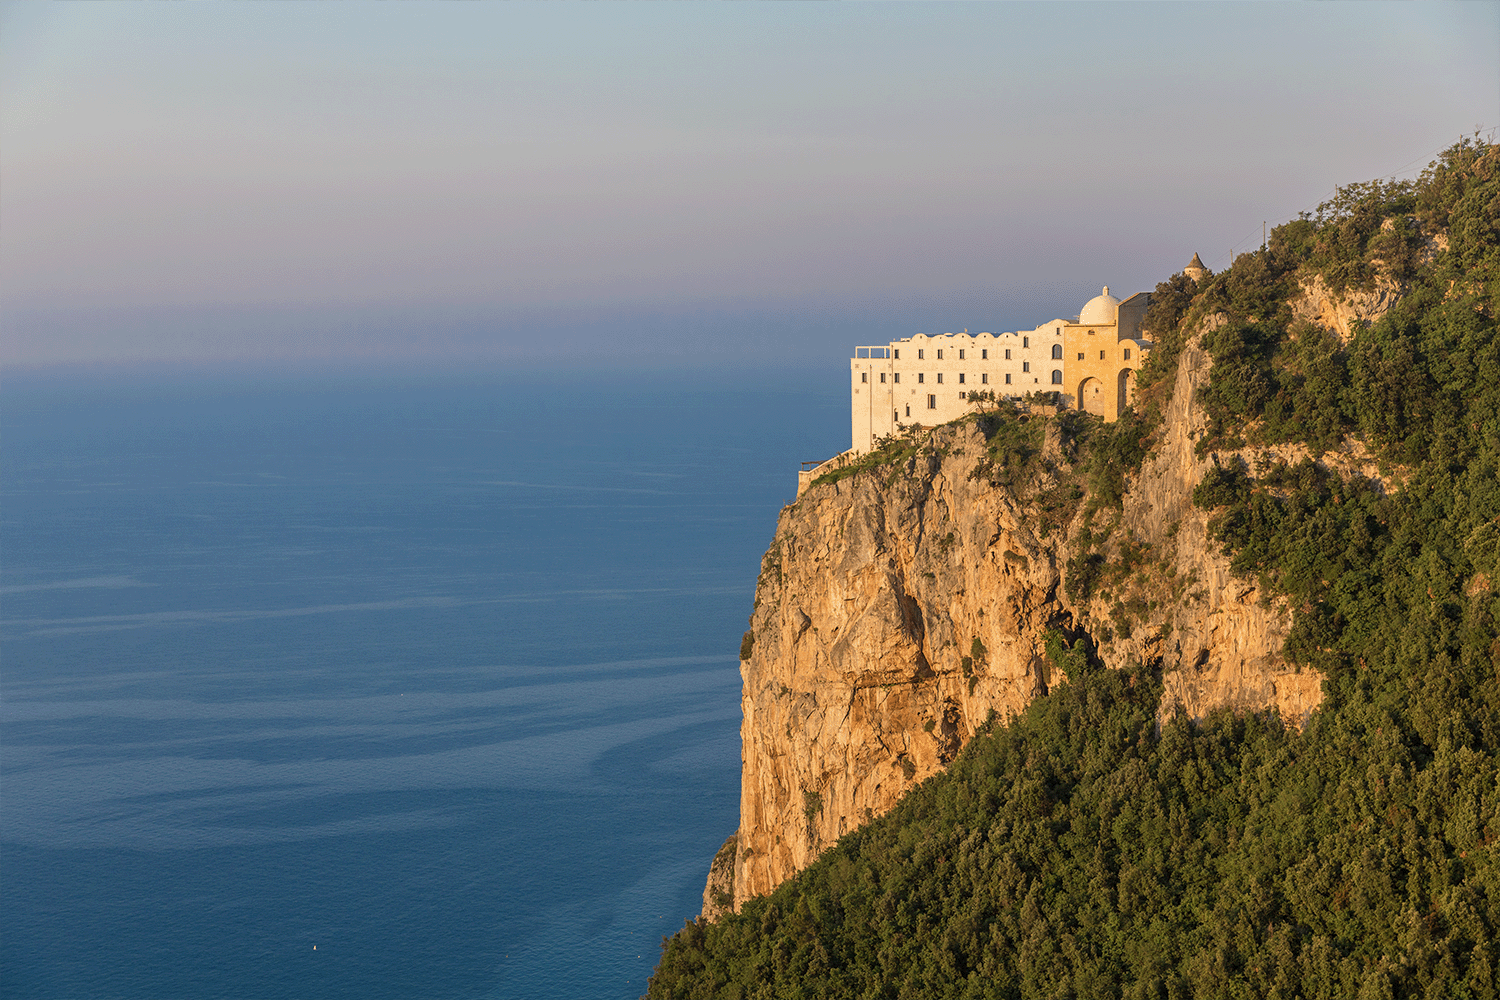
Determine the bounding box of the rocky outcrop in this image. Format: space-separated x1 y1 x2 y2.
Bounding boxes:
1288 216 1449 344
1291 273 1401 344
1107 330 1322 729
710 304 1420 913
699 835 737 923
731 420 1066 907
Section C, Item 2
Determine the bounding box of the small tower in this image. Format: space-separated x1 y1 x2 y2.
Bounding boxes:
1183 252 1209 283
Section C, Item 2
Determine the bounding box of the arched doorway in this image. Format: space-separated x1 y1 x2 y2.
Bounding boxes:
1078 377 1108 417
1118 368 1136 415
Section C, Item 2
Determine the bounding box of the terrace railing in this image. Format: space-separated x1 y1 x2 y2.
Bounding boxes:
796 449 857 498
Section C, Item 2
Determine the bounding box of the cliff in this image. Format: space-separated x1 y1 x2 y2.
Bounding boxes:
657 141 1500 999
710 280 1400 916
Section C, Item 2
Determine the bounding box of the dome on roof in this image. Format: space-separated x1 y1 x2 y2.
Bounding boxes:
1078 286 1120 326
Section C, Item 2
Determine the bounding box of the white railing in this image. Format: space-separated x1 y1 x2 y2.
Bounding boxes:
796 449 858 498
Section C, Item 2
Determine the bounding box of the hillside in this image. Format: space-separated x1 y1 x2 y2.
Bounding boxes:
650 138 1500 999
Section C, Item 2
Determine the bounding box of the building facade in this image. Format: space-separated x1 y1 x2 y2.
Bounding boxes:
848 285 1155 454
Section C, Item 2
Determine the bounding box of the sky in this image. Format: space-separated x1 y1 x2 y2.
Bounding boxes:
2 2 1497 369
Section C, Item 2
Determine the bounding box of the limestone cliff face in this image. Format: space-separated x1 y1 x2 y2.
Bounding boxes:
731 420 1064 907
718 301 1411 912
699 836 737 924
1290 274 1401 344
1103 329 1323 730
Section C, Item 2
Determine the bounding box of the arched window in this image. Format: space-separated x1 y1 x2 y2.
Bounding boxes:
1051 343 1063 359
1051 369 1063 385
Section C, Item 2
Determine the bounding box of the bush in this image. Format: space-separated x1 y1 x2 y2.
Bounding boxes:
1064 550 1105 602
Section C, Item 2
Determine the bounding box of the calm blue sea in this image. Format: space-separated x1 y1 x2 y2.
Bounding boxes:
1 364 844 1000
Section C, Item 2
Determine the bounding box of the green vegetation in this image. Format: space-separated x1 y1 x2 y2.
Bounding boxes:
1123 270 1203 446
652 658 1500 998
706 836 738 916
967 398 1046 488
804 790 824 837
812 431 923 489
1063 550 1105 603
1189 137 1499 462
1185 139 1500 746
651 140 1500 998
1079 409 1151 510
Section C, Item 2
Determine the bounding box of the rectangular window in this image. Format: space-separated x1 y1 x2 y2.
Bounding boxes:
893 373 900 383
936 373 943 384
1022 362 1030 373
1077 353 1085 360
1123 349 1132 360
1005 349 1012 360
927 395 936 409
905 405 910 417
958 373 965 384
918 349 925 360
936 349 943 360
1005 374 1012 384
861 372 867 383
1100 350 1107 360
893 349 900 359
981 373 989 384
981 349 988 360
918 373 925 383
1023 337 1030 348
880 372 887 383
958 349 965 360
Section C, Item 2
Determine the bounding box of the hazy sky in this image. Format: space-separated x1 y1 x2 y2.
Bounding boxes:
3 2 1497 368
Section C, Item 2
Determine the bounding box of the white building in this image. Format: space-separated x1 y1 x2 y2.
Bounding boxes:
847 285 1156 455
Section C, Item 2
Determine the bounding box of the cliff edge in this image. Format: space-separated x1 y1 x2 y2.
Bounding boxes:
654 141 1500 999
714 288 1395 914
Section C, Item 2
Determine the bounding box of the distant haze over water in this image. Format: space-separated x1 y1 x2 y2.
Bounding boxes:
1 364 843 998
3 3 1496 367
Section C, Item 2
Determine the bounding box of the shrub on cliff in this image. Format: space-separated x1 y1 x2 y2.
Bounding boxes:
811 431 921 489
1127 270 1203 442
969 402 1044 488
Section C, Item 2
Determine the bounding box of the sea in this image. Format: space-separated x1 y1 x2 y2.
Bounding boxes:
1 363 845 1000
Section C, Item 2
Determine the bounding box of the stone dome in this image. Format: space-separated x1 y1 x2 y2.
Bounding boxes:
1078 286 1121 326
